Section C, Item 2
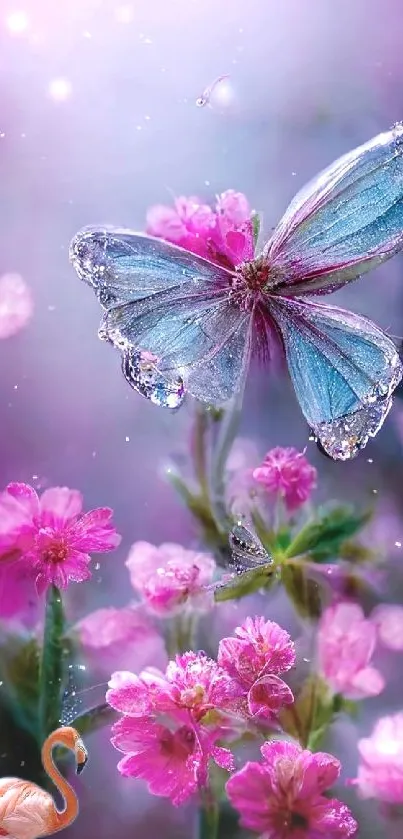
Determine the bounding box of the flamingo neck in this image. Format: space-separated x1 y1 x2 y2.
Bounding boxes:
41 730 79 833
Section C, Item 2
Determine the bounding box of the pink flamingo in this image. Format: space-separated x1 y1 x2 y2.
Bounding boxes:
0 726 88 839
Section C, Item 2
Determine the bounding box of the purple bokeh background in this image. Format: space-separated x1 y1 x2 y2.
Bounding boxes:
1 0 403 836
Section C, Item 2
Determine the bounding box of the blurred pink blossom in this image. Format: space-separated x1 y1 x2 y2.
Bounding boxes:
253 446 317 512
0 273 33 339
0 482 121 603
355 713 403 803
74 605 166 674
371 604 403 650
218 617 295 720
318 602 384 699
146 190 254 269
226 739 357 838
126 541 215 616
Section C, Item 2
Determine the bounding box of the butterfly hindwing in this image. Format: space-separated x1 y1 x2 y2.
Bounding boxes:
269 295 402 459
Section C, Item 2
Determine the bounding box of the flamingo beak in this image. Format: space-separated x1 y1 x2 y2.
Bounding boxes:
75 739 89 775
76 753 88 775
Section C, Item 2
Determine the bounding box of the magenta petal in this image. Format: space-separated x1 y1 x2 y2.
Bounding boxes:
248 675 294 719
39 487 83 527
67 507 121 552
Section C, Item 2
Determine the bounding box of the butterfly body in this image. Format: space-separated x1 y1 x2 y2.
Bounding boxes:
70 124 403 460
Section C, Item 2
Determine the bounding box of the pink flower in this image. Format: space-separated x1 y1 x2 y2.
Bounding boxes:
126 541 215 616
146 196 216 259
226 740 358 838
74 605 166 674
107 652 241 725
146 190 254 269
355 713 403 803
111 716 233 806
218 617 295 720
253 447 317 512
0 482 121 599
317 602 384 699
107 655 236 806
371 604 403 650
0 273 33 339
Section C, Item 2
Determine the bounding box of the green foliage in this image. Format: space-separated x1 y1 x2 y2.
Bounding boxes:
285 505 372 562
0 636 40 739
251 212 261 249
214 564 276 602
281 563 323 619
38 585 65 742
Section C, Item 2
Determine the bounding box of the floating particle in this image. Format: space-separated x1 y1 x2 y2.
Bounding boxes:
115 4 134 23
0 273 33 339
196 74 230 108
48 78 72 102
6 10 29 34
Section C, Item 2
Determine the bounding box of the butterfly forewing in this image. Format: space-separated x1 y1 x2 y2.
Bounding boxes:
229 523 273 575
70 226 252 406
264 123 403 295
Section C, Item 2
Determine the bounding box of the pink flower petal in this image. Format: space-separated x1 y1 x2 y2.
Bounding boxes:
248 674 294 719
372 604 403 650
39 487 83 527
0 273 33 339
67 507 121 551
349 666 385 700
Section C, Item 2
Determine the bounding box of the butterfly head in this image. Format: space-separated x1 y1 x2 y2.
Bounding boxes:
229 256 284 311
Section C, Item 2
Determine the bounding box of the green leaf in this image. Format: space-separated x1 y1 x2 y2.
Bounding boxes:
214 564 276 602
0 637 40 738
281 563 323 619
280 675 332 748
251 212 261 249
72 702 116 736
285 506 372 562
39 585 65 742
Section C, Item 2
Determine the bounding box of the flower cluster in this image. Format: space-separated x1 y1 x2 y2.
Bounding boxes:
106 616 296 805
318 600 403 699
227 740 358 838
146 189 255 269
226 442 317 517
125 541 215 616
0 482 121 614
253 446 317 512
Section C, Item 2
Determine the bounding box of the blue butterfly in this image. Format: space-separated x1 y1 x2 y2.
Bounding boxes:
70 124 403 461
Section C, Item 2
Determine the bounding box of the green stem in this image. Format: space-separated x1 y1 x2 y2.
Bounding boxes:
198 790 219 839
164 614 196 658
192 404 210 502
210 388 245 528
38 585 65 744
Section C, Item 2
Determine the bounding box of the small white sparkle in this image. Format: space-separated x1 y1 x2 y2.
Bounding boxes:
115 4 134 23
6 10 29 34
125 435 130 442
48 78 72 102
395 541 402 548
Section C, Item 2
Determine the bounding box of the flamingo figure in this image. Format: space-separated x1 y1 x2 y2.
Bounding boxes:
0 726 88 839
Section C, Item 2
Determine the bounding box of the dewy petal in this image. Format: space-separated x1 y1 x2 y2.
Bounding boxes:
296 751 341 797
260 739 302 767
226 761 273 832
310 798 358 837
39 487 83 527
67 507 121 552
106 672 153 715
248 674 294 719
6 482 39 516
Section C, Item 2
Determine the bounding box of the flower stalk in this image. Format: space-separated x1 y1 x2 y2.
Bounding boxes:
38 584 65 744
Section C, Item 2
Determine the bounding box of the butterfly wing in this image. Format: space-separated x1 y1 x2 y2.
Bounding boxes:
70 226 252 405
264 123 403 294
269 295 402 459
